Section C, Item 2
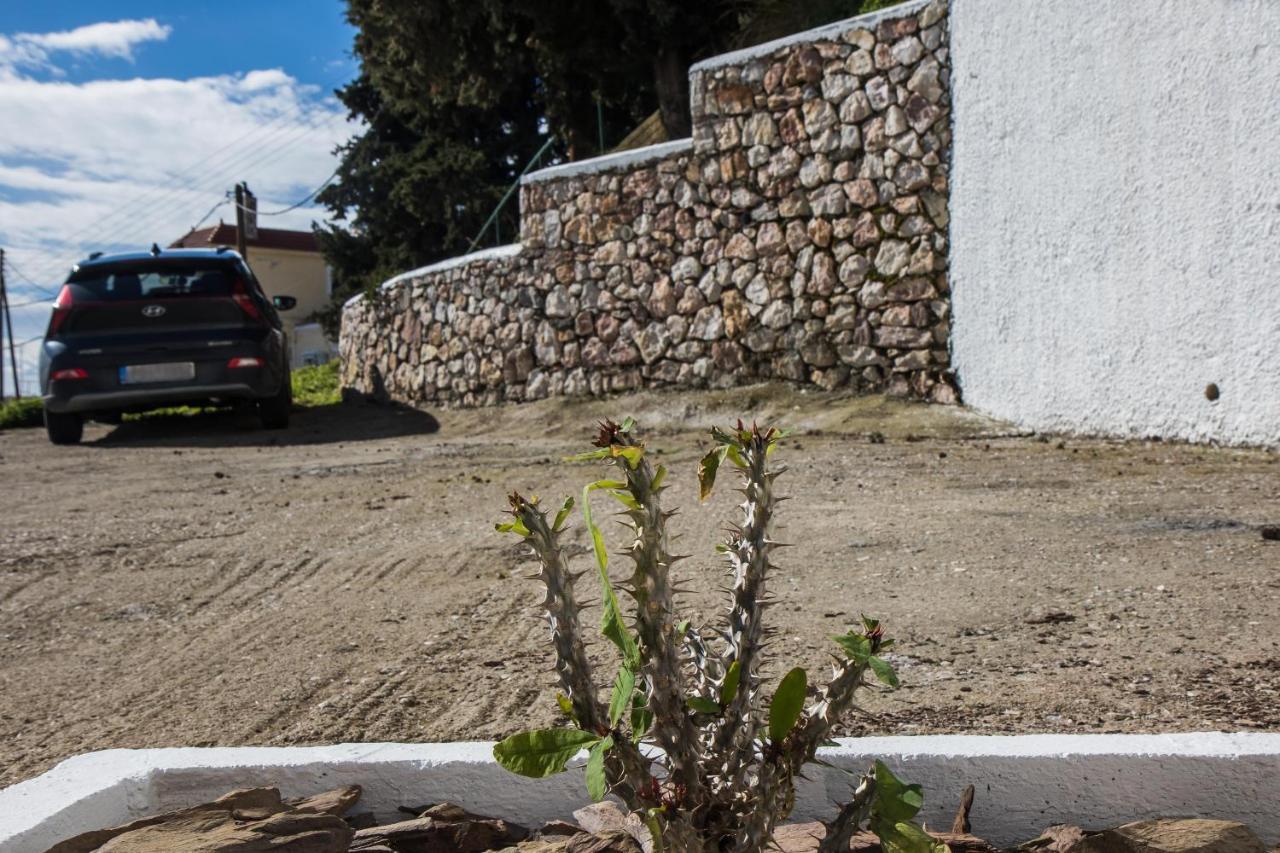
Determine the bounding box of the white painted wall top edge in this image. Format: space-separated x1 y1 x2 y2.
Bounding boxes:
520 139 693 185
688 0 933 74
5 734 1280 850
342 243 524 307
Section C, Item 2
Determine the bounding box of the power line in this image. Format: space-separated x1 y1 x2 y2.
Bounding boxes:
7 297 52 309
39 105 325 256
21 109 348 282
232 167 340 217
3 259 60 295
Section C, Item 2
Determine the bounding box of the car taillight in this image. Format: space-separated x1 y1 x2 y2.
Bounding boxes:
51 367 88 380
232 278 262 322
48 285 73 335
227 357 264 368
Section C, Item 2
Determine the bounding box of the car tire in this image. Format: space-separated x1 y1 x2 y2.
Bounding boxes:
45 409 84 445
258 370 292 430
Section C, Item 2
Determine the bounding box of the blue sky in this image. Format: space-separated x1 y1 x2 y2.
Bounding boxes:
0 2 360 394
3 2 357 91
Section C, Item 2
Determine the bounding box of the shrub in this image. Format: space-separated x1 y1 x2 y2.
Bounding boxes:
0 397 42 431
494 419 940 852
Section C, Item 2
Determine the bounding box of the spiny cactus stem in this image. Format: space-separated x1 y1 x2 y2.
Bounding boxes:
796 658 871 763
713 434 775 782
516 502 604 734
817 769 877 853
618 455 705 810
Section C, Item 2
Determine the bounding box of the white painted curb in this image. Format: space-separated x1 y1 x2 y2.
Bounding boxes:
2 734 1278 851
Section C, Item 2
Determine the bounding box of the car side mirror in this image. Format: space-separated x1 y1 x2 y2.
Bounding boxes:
273 295 297 311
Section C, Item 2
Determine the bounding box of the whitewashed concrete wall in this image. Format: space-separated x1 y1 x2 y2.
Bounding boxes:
949 0 1280 447
4 735 1280 851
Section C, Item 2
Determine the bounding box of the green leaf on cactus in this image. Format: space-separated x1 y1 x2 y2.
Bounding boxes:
610 490 641 509
566 449 610 462
585 734 613 801
768 667 808 742
698 446 728 500
630 690 653 740
720 660 741 705
651 464 668 491
686 696 721 714
582 483 641 670
610 444 645 468
644 809 666 853
725 444 747 468
492 728 601 778
834 632 872 662
869 656 899 688
552 497 575 532
494 519 530 536
879 821 947 853
609 667 635 727
871 760 925 823
555 693 575 719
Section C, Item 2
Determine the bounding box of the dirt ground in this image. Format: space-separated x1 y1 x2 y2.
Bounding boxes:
1 386 1277 788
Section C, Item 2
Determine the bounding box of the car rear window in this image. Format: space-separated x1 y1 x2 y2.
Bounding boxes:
68 266 236 300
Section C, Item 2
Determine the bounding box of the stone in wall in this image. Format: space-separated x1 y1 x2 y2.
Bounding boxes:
339 0 957 409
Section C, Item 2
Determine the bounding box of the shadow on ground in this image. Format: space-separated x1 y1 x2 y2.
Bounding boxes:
89 400 440 448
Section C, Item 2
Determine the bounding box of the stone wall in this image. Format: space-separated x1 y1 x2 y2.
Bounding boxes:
340 0 956 408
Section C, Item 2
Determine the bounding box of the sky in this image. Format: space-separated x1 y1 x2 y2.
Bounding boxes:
0 1 360 395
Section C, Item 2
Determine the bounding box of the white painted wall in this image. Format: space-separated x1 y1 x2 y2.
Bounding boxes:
949 0 1280 447
4 735 1280 851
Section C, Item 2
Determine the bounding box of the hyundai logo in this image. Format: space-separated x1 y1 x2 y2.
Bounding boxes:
141 304 166 318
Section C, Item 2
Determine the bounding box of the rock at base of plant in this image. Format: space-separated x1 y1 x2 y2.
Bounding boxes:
499 831 644 853
48 786 355 853
350 802 528 851
1065 819 1267 853
572 802 651 851
770 821 998 852
286 784 363 816
1019 824 1088 852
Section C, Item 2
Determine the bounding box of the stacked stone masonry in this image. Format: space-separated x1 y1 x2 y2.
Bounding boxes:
340 0 957 408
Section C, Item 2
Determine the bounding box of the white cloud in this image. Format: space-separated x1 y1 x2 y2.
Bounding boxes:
0 19 171 76
0 20 358 396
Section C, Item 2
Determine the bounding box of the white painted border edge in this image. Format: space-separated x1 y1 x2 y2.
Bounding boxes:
3 734 1279 852
688 0 934 74
521 139 693 186
341 243 524 308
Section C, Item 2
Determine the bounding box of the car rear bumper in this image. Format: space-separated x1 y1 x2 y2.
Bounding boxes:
43 383 261 414
39 329 289 415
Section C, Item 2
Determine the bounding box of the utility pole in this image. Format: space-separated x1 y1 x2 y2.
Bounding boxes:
0 249 19 400
234 182 248 260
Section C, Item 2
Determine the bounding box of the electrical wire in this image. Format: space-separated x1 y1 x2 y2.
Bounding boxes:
3 259 60 295
6 297 52 309
231 166 340 217
21 108 348 282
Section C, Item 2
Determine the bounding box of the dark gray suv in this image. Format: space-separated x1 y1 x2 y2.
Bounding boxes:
39 247 295 444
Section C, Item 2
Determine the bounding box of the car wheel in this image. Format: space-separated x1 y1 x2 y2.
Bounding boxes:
258 370 292 430
45 409 84 445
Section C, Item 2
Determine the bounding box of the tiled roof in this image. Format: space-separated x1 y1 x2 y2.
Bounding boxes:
170 223 319 253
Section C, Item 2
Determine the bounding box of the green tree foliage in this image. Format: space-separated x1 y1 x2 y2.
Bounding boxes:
313 0 897 336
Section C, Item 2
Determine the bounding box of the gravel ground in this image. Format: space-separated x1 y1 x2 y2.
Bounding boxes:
1 385 1277 788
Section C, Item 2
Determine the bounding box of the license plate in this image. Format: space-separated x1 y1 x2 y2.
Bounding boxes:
119 362 195 384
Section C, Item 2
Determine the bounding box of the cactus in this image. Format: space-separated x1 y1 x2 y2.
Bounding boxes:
494 419 941 853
